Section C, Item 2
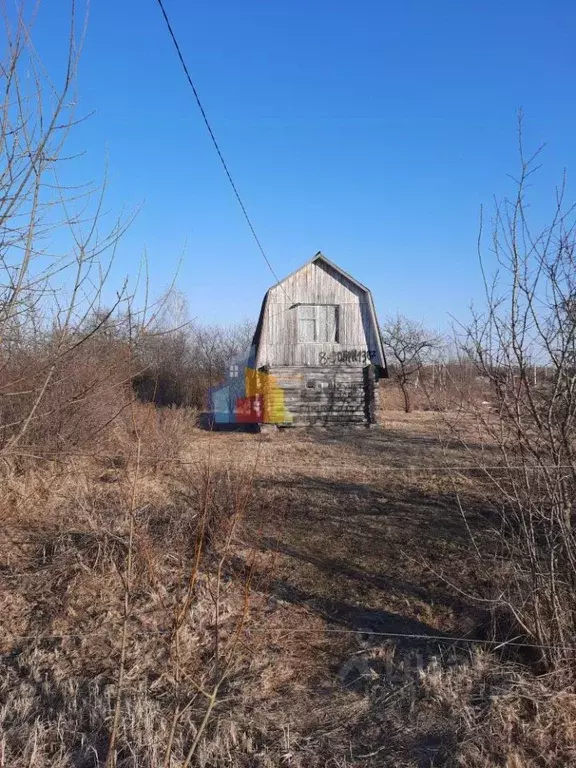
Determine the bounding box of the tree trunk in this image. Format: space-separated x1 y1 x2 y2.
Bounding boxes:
399 380 411 413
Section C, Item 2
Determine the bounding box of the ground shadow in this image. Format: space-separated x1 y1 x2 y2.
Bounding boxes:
260 537 484 621
257 472 493 550
269 578 446 642
198 412 260 432
247 469 493 646
306 425 500 464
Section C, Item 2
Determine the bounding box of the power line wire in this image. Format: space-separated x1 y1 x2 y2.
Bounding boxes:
154 0 290 298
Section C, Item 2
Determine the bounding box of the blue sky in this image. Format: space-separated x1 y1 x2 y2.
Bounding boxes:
32 0 576 330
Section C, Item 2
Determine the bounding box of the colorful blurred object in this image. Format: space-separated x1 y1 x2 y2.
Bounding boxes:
209 346 293 425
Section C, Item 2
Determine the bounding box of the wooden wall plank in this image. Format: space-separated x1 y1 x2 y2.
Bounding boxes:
255 258 384 369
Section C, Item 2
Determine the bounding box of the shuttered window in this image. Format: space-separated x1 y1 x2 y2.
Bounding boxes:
298 305 317 342
297 305 339 343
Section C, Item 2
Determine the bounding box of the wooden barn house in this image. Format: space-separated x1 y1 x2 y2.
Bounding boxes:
210 252 387 426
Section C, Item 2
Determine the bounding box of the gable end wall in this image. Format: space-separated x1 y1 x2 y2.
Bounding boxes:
256 260 383 368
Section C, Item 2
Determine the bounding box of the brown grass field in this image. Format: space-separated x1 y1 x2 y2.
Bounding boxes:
2 408 576 767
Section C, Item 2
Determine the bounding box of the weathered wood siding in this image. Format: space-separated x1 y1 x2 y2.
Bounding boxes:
255 259 384 368
268 366 376 425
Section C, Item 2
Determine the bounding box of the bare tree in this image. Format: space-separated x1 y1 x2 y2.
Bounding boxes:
453 117 576 679
381 314 439 412
0 1 143 455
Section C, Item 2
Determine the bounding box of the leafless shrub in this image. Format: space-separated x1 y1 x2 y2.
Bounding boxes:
0 333 135 454
120 402 199 469
0 6 258 765
452 117 576 680
133 297 254 409
0 0 150 461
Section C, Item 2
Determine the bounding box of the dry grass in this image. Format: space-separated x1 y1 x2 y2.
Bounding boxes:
1 409 574 766
419 650 576 767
